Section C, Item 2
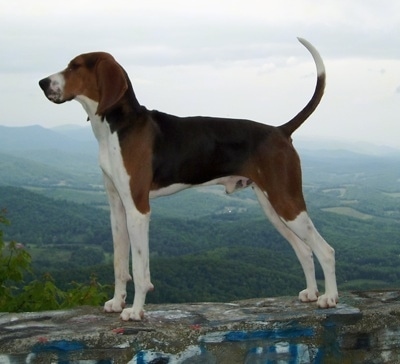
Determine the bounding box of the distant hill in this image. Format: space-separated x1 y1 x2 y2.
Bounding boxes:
1 124 399 156
295 137 400 156
1 124 400 219
0 124 399 181
0 151 101 188
50 124 95 142
0 125 99 188
0 125 96 154
0 152 77 186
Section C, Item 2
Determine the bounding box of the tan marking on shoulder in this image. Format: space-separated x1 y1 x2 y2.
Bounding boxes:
119 119 155 214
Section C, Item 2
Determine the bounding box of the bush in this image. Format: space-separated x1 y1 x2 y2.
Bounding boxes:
0 210 110 312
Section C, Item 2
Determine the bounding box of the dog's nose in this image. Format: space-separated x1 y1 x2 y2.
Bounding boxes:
39 78 50 92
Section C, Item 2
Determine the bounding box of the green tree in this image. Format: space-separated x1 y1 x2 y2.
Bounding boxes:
0 210 110 312
0 210 32 311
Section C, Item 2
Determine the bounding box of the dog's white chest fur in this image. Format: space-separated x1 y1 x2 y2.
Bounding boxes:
92 121 131 200
77 96 131 201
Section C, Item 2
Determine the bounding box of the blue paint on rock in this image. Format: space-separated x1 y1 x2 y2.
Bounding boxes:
223 327 314 342
32 340 86 353
31 340 86 363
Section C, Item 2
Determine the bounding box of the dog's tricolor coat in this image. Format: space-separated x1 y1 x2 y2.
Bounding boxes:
39 38 338 321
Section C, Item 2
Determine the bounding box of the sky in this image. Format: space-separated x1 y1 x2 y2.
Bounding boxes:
1 0 400 148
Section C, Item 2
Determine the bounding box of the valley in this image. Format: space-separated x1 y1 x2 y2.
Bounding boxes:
1 124 400 303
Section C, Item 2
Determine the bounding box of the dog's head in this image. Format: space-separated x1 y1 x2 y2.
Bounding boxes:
39 52 128 117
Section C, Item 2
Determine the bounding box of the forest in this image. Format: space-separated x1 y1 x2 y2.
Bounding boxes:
1 182 400 305
0 124 400 305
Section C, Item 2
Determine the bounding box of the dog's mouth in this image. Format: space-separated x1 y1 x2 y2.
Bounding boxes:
39 77 65 104
45 91 64 104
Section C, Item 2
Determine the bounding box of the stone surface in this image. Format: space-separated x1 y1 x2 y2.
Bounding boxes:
1 290 400 363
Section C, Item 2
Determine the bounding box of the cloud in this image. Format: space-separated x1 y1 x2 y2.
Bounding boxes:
1 0 400 148
2 0 400 73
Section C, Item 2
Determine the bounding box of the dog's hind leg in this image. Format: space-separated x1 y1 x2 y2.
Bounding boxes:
103 173 132 313
247 138 338 308
253 186 319 302
284 210 338 308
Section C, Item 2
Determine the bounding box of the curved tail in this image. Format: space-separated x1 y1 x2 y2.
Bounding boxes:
279 38 326 137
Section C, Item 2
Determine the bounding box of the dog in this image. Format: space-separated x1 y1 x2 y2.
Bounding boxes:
39 38 338 321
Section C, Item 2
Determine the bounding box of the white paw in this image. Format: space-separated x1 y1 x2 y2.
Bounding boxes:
317 293 338 308
104 297 125 313
120 307 144 321
298 288 319 302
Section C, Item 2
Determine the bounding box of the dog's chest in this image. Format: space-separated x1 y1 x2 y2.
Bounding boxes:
75 96 125 178
90 117 129 184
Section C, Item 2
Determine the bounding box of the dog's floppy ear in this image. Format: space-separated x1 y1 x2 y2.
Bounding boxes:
95 58 128 117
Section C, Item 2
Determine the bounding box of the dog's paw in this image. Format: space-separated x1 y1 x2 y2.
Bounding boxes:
104 297 125 313
317 293 338 308
298 288 319 302
120 307 144 321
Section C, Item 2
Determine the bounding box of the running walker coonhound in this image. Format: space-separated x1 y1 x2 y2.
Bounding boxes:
39 38 338 321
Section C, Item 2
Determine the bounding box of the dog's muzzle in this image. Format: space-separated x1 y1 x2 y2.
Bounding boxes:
39 77 64 103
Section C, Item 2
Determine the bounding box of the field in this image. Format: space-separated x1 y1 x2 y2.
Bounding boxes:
322 207 373 220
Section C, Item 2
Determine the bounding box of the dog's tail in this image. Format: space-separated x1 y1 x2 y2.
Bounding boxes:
279 38 326 137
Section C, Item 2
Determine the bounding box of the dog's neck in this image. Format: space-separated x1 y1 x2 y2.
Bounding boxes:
76 87 146 136
75 95 99 121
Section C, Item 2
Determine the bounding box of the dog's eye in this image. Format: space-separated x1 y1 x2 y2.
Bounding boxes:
66 62 81 72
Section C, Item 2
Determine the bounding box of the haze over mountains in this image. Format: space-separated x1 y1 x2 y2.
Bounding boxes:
1 123 400 210
1 124 399 156
0 123 399 210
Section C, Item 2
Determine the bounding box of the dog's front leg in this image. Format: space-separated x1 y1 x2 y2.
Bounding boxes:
120 210 154 321
103 174 132 313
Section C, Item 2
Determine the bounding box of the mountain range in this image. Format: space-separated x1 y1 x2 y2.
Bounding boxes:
1 124 399 190
1 124 400 299
1 124 399 156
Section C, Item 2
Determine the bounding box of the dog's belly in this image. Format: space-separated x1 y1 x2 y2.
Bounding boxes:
149 175 253 198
